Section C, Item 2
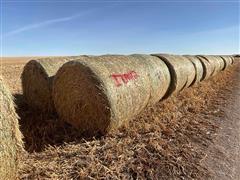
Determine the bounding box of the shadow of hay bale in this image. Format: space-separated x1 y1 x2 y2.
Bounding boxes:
14 94 99 153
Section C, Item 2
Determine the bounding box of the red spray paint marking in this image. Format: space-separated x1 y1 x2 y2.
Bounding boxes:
111 71 139 87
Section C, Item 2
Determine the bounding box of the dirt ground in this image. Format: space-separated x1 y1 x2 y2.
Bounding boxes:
1 58 240 179
202 66 240 180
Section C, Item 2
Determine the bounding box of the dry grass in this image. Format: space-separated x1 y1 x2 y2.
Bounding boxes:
1 56 66 65
1 57 37 65
0 77 23 180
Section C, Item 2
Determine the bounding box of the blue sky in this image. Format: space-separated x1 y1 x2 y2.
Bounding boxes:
1 0 239 56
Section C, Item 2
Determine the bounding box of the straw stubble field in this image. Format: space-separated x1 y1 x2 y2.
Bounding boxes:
1 57 240 179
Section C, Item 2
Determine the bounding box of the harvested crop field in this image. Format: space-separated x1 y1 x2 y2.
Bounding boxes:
1 59 240 179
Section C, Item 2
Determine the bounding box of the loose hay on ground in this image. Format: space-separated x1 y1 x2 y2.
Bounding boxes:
53 55 170 135
21 56 84 112
0 77 23 180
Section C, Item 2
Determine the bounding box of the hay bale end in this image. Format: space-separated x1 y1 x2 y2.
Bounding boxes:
152 54 196 98
184 55 204 84
21 56 82 112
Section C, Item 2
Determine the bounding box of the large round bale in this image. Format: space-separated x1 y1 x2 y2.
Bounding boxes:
151 54 195 98
229 56 234 65
21 56 84 112
233 55 240 63
53 55 171 135
0 77 23 180
130 54 171 105
183 55 204 84
196 56 213 80
221 55 234 68
197 55 222 76
214 56 225 71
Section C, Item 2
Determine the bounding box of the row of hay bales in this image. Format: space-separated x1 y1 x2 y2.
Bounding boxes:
0 54 236 179
21 54 235 136
0 77 23 179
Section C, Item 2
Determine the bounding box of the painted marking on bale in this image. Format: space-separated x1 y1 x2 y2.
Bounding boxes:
111 71 139 87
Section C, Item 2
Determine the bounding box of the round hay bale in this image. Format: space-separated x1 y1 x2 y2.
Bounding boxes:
230 56 234 64
197 55 222 76
21 56 83 112
151 54 195 97
196 56 213 80
130 54 171 105
233 56 240 63
220 55 232 70
0 77 23 180
53 55 171 135
214 56 225 71
183 55 204 84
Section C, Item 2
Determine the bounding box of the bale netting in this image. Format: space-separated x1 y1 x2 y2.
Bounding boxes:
195 56 213 80
21 56 84 112
130 54 171 105
197 55 222 76
214 56 225 71
183 55 204 85
0 77 23 180
151 54 195 98
220 55 234 69
53 55 171 135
